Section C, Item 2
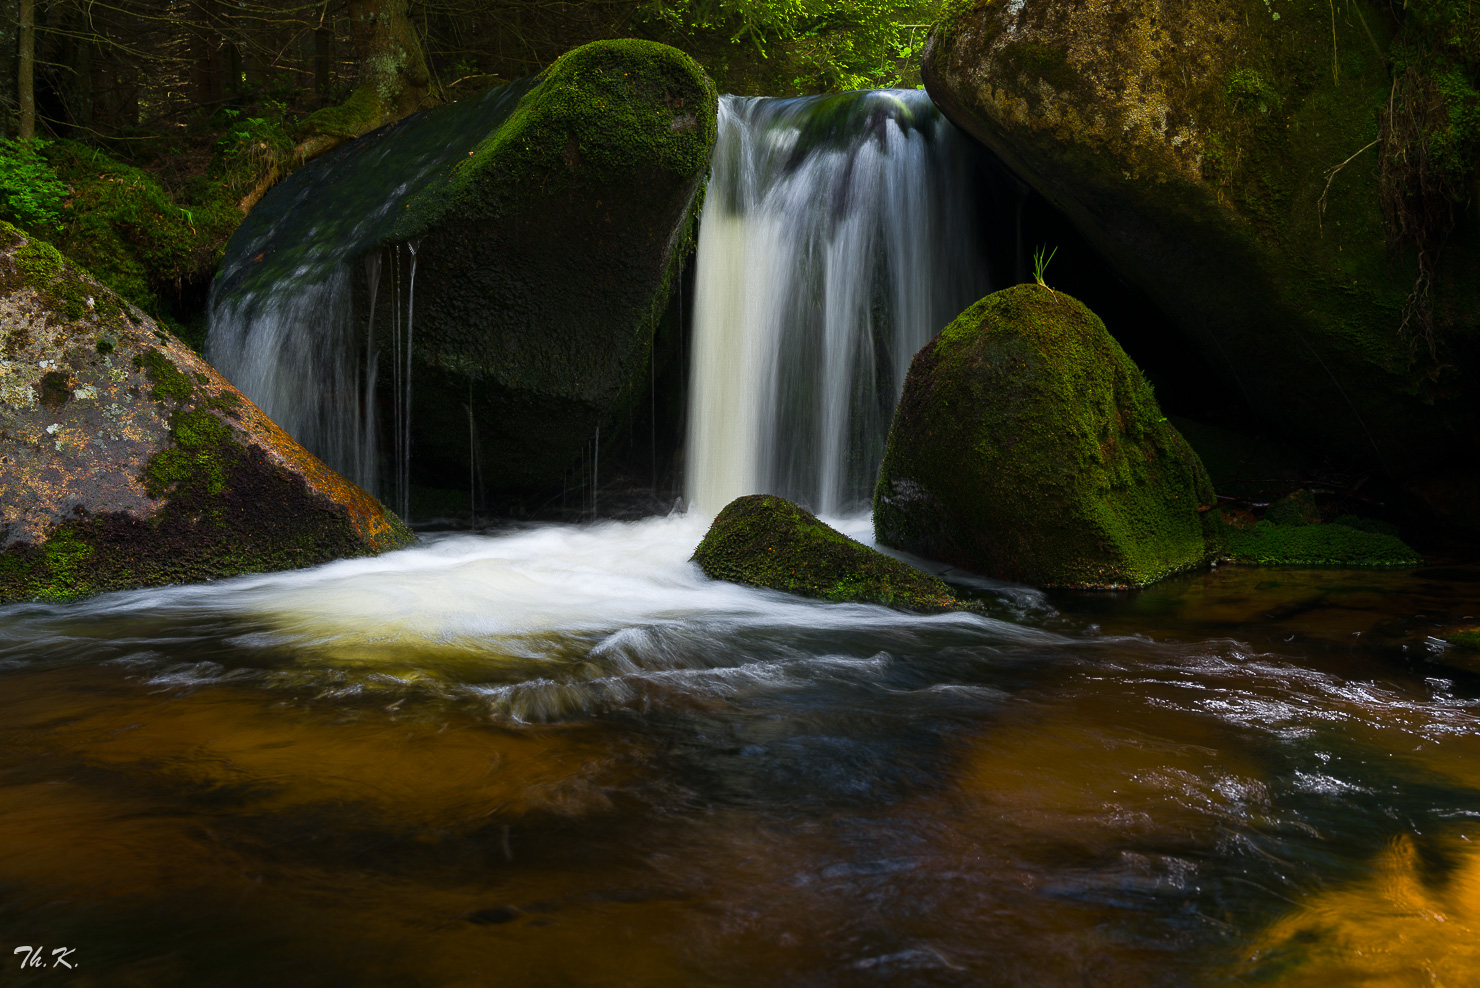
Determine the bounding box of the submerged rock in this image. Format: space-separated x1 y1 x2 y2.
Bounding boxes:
0 227 412 602
874 285 1214 589
693 495 957 611
923 0 1480 487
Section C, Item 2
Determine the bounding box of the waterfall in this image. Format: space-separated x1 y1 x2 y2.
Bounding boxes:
685 92 995 516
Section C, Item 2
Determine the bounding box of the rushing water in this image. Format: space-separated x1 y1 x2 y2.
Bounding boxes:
4 515 1480 985
686 92 992 515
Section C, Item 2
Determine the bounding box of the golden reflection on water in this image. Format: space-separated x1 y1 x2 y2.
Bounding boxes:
1242 833 1480 984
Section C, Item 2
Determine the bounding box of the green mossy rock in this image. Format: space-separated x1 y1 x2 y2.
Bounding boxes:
873 285 1215 589
1215 516 1421 567
693 495 957 611
923 0 1480 484
0 226 411 603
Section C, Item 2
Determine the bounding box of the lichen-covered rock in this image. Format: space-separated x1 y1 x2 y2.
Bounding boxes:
922 0 1480 482
0 226 412 602
213 39 718 500
693 494 957 611
874 286 1214 589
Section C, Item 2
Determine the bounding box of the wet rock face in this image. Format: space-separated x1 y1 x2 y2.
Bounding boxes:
398 39 717 495
922 0 1480 484
874 286 1214 590
0 225 412 602
693 494 957 612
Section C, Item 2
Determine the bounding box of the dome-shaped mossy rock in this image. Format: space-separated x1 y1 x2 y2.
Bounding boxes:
0 226 412 603
873 285 1215 590
693 495 957 611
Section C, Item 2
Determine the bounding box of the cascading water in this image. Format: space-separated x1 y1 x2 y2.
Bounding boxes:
685 91 995 516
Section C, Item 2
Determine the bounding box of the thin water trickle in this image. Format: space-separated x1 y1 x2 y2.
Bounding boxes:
686 92 994 515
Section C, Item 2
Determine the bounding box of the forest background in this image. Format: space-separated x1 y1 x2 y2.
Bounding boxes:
0 0 949 346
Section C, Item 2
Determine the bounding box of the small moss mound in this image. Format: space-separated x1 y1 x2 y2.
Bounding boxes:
1265 489 1321 526
1446 630 1480 650
1217 516 1422 567
693 494 957 611
874 286 1214 590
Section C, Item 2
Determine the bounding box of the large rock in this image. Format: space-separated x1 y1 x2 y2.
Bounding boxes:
0 226 411 602
693 495 957 611
874 286 1214 589
922 0 1480 484
212 40 718 500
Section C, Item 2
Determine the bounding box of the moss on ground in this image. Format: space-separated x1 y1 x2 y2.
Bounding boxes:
1215 516 1421 567
874 285 1214 589
694 494 957 611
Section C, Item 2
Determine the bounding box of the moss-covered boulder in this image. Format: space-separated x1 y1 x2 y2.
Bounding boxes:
873 286 1214 589
922 0 1480 488
693 495 957 611
0 226 412 602
213 40 717 501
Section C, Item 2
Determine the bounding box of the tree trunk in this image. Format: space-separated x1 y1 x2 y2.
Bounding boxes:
0 0 17 137
17 0 33 139
314 24 333 94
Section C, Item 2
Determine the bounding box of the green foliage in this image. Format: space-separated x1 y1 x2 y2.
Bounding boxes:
34 141 241 345
209 108 296 197
0 140 71 231
1031 244 1056 288
638 0 947 92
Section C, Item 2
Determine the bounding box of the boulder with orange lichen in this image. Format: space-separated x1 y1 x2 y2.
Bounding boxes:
0 223 413 602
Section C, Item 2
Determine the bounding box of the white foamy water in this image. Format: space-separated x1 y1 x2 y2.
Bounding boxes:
52 513 1048 663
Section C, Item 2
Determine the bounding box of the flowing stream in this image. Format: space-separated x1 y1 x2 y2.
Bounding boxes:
4 519 1480 984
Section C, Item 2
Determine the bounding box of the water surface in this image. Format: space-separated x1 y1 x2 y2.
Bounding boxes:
3 514 1480 985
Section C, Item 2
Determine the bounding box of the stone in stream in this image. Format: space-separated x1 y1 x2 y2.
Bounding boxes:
874 285 1215 589
921 0 1480 520
0 226 412 602
693 494 958 611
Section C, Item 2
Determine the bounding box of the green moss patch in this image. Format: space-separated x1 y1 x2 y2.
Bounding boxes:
694 494 957 611
1218 517 1421 567
875 286 1214 589
132 349 195 403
